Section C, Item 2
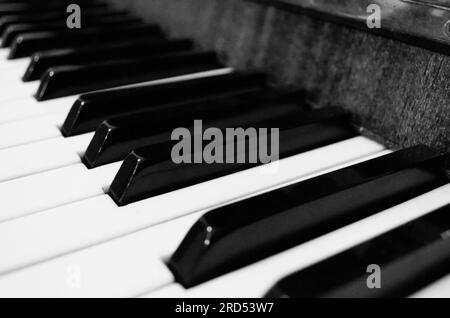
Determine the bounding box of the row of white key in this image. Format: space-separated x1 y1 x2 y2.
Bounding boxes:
0 133 385 296
0 132 94 182
0 161 121 223
0 137 386 223
1 182 449 297
0 137 386 276
0 212 203 298
146 184 450 298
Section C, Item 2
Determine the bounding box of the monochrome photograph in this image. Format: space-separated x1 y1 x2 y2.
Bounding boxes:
0 0 449 303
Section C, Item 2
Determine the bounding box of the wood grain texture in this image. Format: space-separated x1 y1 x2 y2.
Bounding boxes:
108 0 449 153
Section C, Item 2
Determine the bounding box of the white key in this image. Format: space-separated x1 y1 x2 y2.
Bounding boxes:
0 213 202 298
0 68 25 85
0 113 66 149
0 132 93 182
0 96 74 124
0 48 10 65
0 59 30 82
0 137 385 275
145 184 450 298
412 274 450 298
0 162 121 223
0 81 40 103
0 57 30 73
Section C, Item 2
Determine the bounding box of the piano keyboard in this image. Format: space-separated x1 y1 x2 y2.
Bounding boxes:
0 0 449 298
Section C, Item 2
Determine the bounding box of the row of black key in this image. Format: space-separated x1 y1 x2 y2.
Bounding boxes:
0 2 231 105
168 146 449 288
266 203 450 298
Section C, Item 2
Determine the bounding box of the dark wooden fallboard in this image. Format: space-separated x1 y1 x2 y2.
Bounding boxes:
272 0 450 55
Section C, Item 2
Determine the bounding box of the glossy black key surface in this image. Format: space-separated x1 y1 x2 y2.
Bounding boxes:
35 51 222 101
168 146 448 287
265 204 450 298
0 9 130 35
61 72 268 136
2 15 143 47
23 38 193 81
83 91 309 168
8 24 164 59
109 107 357 206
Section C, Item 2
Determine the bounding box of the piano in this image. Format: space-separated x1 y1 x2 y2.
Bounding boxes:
0 0 448 298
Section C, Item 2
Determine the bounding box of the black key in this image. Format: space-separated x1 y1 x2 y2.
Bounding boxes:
61 72 268 137
8 24 164 59
83 91 308 168
0 9 131 35
168 146 448 287
109 107 357 206
265 204 450 298
23 38 193 81
35 51 223 101
2 15 143 47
